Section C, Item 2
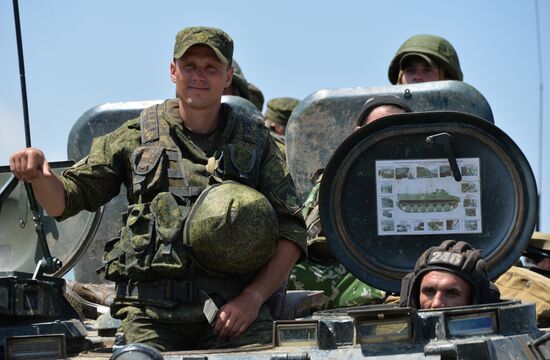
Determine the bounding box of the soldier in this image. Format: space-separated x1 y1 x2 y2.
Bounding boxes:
387 34 463 85
9 26 306 351
264 97 299 137
400 240 500 309
264 97 300 161
247 83 265 111
222 60 264 112
223 60 251 99
288 95 410 309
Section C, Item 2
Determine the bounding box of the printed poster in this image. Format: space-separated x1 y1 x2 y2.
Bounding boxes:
376 158 481 235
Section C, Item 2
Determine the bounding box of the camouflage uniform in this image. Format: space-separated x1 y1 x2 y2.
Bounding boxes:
287 180 385 309
58 99 306 350
264 97 300 162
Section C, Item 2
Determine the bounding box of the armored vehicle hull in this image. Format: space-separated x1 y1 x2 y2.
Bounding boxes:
2 84 548 360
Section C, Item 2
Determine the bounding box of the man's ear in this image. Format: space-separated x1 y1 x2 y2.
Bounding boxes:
170 61 177 83
224 66 234 88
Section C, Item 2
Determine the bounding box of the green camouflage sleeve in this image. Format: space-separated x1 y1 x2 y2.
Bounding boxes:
58 120 140 220
258 131 307 259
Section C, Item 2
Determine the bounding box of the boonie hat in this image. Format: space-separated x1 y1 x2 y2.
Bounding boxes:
173 26 233 64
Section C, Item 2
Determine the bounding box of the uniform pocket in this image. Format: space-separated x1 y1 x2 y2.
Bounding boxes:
131 146 165 198
149 192 189 278
101 235 128 282
123 203 156 280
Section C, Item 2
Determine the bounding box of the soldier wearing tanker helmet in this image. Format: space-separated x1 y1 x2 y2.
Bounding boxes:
400 240 500 309
388 34 463 85
9 26 306 351
288 95 411 309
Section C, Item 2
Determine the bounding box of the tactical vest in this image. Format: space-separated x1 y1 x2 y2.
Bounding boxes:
101 103 266 283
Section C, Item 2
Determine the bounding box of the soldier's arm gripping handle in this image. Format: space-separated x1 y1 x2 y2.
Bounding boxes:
9 148 66 217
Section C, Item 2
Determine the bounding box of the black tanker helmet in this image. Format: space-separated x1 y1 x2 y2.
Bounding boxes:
400 240 500 308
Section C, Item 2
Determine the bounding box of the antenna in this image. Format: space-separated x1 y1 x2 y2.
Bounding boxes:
12 0 62 275
534 0 544 231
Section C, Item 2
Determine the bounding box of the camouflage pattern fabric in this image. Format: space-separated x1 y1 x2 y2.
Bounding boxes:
271 133 286 162
115 300 273 351
288 180 385 309
265 97 300 126
59 99 306 254
288 260 385 309
174 26 233 64
58 99 306 349
184 181 278 275
229 60 252 100
248 83 265 111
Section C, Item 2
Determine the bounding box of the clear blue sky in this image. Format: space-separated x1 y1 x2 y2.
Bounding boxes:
1 0 549 232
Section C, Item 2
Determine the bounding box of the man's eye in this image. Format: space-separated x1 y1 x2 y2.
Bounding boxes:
447 289 461 297
206 66 218 74
422 288 435 296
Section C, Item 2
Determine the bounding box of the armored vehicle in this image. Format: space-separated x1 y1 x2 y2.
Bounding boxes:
1 82 549 359
397 189 460 213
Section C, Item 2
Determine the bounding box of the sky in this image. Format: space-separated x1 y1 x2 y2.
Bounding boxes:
0 0 549 232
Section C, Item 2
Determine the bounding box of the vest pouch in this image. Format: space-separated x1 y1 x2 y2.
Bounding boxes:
131 145 165 198
149 192 189 278
101 235 128 282
224 143 258 187
123 202 156 281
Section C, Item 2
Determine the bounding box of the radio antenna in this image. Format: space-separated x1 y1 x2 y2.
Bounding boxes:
12 0 62 275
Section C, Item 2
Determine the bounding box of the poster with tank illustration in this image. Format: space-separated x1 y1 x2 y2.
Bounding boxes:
376 158 481 235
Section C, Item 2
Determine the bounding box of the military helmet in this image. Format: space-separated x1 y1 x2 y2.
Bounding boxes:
230 60 252 100
388 34 463 84
247 82 265 111
184 181 278 275
400 240 500 308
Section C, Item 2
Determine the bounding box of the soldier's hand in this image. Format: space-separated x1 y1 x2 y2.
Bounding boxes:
9 148 53 182
213 289 263 339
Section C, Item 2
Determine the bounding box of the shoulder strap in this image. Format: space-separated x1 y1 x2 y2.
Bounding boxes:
222 109 265 188
138 104 204 199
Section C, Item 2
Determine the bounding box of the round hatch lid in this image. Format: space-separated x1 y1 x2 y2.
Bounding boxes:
0 167 102 277
319 111 537 294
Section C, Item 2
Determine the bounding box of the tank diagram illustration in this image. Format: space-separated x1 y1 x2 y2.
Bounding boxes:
376 158 482 235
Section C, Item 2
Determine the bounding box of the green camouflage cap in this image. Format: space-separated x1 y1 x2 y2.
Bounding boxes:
173 26 233 64
388 34 463 84
265 97 300 126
